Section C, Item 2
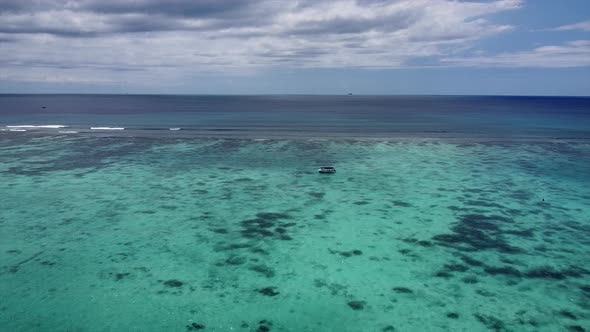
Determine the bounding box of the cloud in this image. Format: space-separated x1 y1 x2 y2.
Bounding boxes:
0 0 521 37
441 40 590 68
0 0 522 68
0 0 281 35
550 20 590 32
7 0 585 86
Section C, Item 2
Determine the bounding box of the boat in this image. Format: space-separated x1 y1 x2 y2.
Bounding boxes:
318 166 336 173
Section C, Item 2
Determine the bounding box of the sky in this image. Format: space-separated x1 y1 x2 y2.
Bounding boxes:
0 0 589 95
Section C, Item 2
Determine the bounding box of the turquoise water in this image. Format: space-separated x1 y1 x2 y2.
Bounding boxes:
1 133 589 331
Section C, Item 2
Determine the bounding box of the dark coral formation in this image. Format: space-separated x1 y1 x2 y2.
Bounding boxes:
256 320 272 332
392 201 413 207
328 248 363 257
163 279 184 288
523 266 589 280
240 212 295 241
186 322 205 331
558 310 577 320
347 300 366 310
461 276 478 284
224 255 247 266
258 287 280 297
308 192 325 199
115 272 130 281
474 313 507 332
480 265 589 280
432 214 521 254
566 326 586 332
484 266 522 277
401 238 433 247
391 287 413 294
459 255 485 267
443 263 469 272
210 228 228 234
313 279 347 296
248 264 275 278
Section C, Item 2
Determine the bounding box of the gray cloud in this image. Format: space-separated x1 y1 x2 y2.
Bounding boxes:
0 0 63 13
0 0 283 36
0 0 519 37
0 36 16 43
0 58 149 71
0 0 257 17
82 0 257 17
285 11 419 36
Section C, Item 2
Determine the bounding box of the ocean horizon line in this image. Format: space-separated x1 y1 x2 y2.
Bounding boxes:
1 93 589 98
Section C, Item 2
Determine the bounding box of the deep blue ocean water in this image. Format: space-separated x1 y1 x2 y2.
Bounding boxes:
1 95 589 139
1 95 589 331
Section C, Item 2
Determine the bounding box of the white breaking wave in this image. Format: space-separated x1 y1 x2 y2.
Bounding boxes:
169 127 181 131
90 127 125 130
9 129 27 132
6 125 67 129
58 130 79 134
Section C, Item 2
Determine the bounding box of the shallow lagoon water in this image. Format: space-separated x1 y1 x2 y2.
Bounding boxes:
1 132 589 331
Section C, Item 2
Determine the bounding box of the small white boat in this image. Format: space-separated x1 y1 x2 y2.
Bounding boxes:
318 166 336 173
